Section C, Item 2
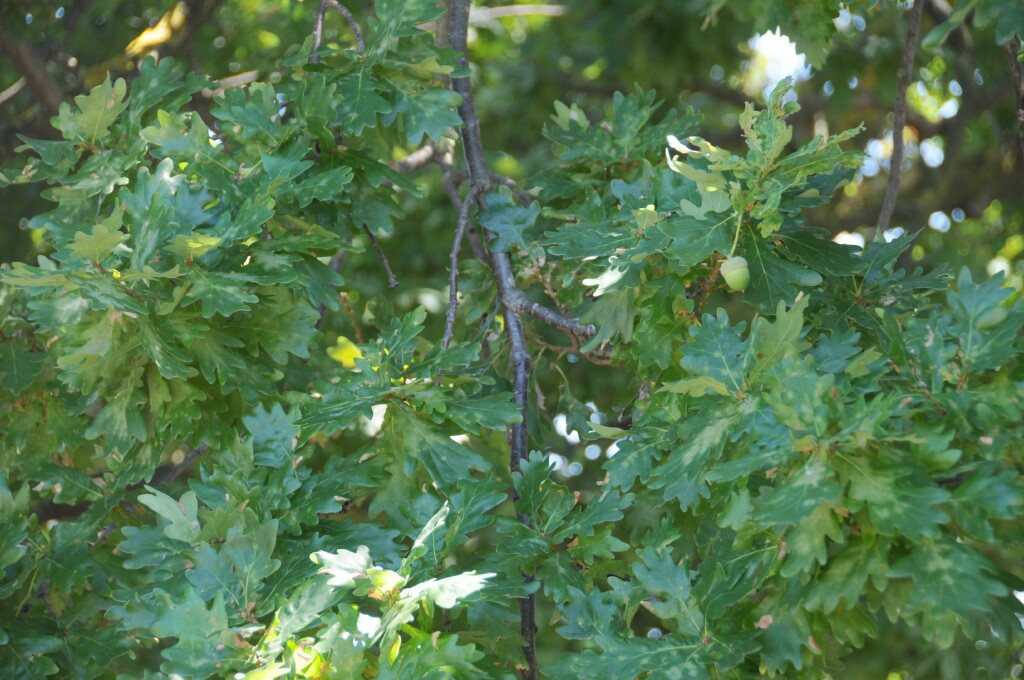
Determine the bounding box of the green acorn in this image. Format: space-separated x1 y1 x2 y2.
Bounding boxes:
721 255 750 292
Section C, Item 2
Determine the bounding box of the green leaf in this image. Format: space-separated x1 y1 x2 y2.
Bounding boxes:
756 605 814 673
138 487 202 543
16 136 79 166
922 0 979 49
370 0 445 45
129 56 208 123
754 459 842 525
946 467 1023 542
243 402 297 468
479 189 542 253
405 501 450 571
140 109 209 155
181 271 260 318
55 77 129 144
222 513 281 594
633 546 703 635
27 463 103 504
747 295 810 382
550 636 710 679
443 393 522 434
681 308 748 392
377 571 493 645
843 464 950 538
387 87 463 145
744 237 822 313
384 404 491 493
263 575 340 650
537 551 586 602
775 226 863 276
649 415 731 511
284 166 355 207
658 184 734 268
0 342 47 394
805 535 889 613
337 71 390 135
604 428 666 490
947 268 1024 372
544 190 636 259
151 589 238 674
779 503 844 577
550 489 631 543
557 587 621 639
889 539 1009 646
68 206 126 262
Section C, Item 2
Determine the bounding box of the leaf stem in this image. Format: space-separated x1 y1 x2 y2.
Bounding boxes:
728 210 743 258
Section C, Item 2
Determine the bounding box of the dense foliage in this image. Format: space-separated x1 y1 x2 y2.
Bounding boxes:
1 0 1023 678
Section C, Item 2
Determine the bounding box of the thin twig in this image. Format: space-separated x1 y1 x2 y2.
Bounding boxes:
149 443 209 485
443 184 486 349
394 144 437 174
362 225 400 288
530 336 614 366
341 291 364 342
449 2 537 677
316 249 348 328
311 0 365 64
0 77 26 107
1005 36 1024 163
876 0 925 231
435 148 487 260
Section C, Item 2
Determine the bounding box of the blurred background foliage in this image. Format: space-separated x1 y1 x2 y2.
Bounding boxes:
2 0 1022 281
2 1 1023 676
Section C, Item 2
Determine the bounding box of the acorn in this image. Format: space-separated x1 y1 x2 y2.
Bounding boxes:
721 256 750 292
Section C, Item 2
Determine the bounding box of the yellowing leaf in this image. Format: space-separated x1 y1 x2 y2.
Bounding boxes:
328 336 363 368
166 233 223 260
125 2 187 57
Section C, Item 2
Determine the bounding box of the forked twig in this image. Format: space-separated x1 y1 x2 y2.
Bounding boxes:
311 0 366 63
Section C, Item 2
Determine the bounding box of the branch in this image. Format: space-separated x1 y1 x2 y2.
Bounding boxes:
449 2 537 677
876 0 925 231
311 0 366 63
362 225 400 288
0 33 63 117
1005 36 1024 163
505 290 595 339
